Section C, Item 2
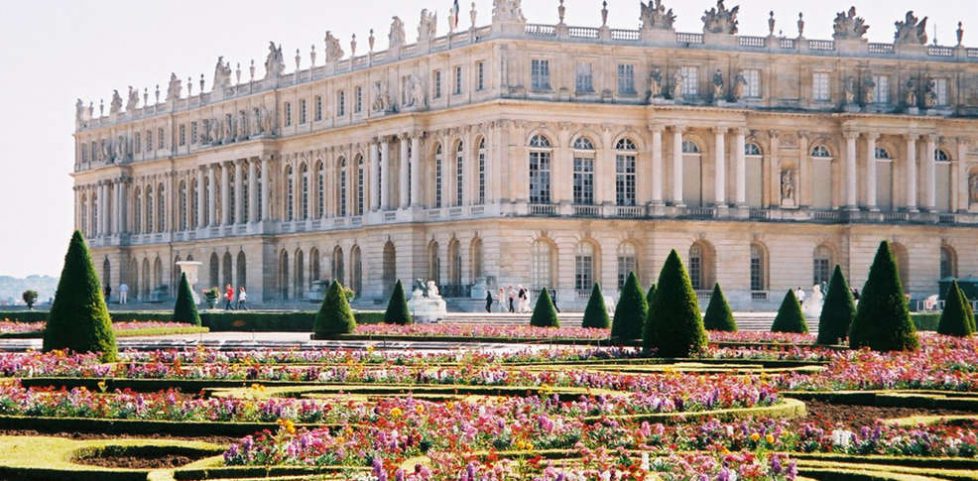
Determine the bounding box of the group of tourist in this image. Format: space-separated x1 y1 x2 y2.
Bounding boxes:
222 284 248 310
484 285 559 314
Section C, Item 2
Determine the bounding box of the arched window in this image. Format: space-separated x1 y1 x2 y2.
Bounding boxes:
615 138 637 207
236 251 247 289
382 242 397 295
750 243 767 291
145 187 153 233
477 138 487 205
813 245 833 286
940 245 957 279
153 256 163 292
338 157 348 217
355 155 365 215
682 140 701 154
688 241 715 291
575 242 596 292
285 165 295 221
529 135 552 204
531 239 554 290
434 144 444 208
241 167 249 223
157 183 166 233
133 189 141 234
209 252 220 289
294 249 305 299
129 257 139 301
617 242 637 289
350 246 362 296
102 258 112 295
470 237 484 281
222 251 233 288
811 145 832 158
300 163 309 220
573 137 595 206
310 248 321 284
455 142 464 206
316 160 325 218
745 143 762 156
875 147 892 160
332 246 345 284
279 250 289 300
428 241 441 285
448 239 462 289
228 168 236 225
178 181 188 231
142 258 151 299
935 149 951 162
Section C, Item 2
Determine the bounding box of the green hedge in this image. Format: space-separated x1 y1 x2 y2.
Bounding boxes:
911 313 941 331
0 310 385 331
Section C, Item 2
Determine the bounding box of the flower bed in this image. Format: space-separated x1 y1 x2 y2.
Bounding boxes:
0 321 208 338
352 323 610 341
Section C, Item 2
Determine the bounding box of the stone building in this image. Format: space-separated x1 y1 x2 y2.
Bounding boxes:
72 0 978 309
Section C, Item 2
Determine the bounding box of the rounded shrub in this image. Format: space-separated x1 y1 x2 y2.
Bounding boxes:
643 250 706 357
313 280 357 338
849 241 919 352
581 283 610 329
43 231 117 362
172 273 201 326
771 289 808 334
611 273 648 340
938 280 974 337
703 283 737 332
383 280 413 325
529 288 560 328
817 266 856 345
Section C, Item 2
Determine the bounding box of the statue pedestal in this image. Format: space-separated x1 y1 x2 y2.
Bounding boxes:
175 261 203 305
408 290 448 324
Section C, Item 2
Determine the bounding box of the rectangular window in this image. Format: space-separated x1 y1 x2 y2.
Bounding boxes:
157 128 164 150
455 148 464 206
314 96 323 121
573 158 594 205
743 69 761 98
284 102 292 126
750 257 763 291
575 255 593 291
477 143 486 205
190 122 198 144
354 86 363 113
81 145 88 163
616 154 636 207
299 99 307 124
179 124 186 146
617 64 635 95
935 78 949 106
873 75 889 104
617 257 636 289
435 157 443 208
134 133 141 153
576 63 593 93
433 70 442 99
529 151 551 204
681 66 699 97
689 256 702 290
337 90 346 117
531 59 551 91
813 258 831 287
812 72 830 101
453 66 463 95
476 62 485 91
145 130 152 151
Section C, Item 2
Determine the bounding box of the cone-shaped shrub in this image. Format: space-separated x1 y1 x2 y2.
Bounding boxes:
581 283 610 329
643 250 706 357
966 295 977 334
817 266 856 345
383 280 413 325
313 281 357 338
43 231 117 362
529 288 560 328
172 273 201 326
646 284 656 308
849 241 919 352
771 289 808 333
611 273 648 340
703 283 737 332
938 280 974 337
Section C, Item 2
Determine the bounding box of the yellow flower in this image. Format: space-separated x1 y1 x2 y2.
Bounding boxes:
750 432 761 442
414 404 425 415
765 433 776 444
277 418 296 435
96 380 107 392
514 439 534 451
390 407 404 419
250 383 266 392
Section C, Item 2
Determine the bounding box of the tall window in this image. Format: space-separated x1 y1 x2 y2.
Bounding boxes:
241 170 249 222
742 69 761 98
934 78 949 106
299 99 307 124
531 240 553 290
813 246 832 286
615 138 637 207
90 193 98 236
314 96 323 121
476 62 486 91
179 124 186 146
157 128 165 150
455 142 464 206
338 158 348 217
354 86 363 113
190 123 197 144
190 179 198 229
156 184 165 232
940 246 957 279
435 144 444 208
284 102 293 126
453 66 463 95
355 155 365 215
617 64 636 95
337 90 346 116
531 59 551 91
178 181 187 230
255 166 263 221
145 130 153 151
873 75 889 104
576 63 594 93
433 70 442 99
477 138 486 205
145 188 153 233
575 243 595 291
750 244 766 291
812 72 830 101
300 163 309 220
573 137 595 205
316 161 325 218
529 135 552 204
689 244 703 290
617 243 637 289
228 170 236 224
285 165 294 221
681 66 699 97
80 195 88 235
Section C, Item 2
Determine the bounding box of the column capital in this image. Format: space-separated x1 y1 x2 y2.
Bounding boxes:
671 124 686 134
863 132 880 142
903 132 921 142
712 126 729 135
647 123 665 134
843 131 859 141
733 127 749 137
927 133 940 144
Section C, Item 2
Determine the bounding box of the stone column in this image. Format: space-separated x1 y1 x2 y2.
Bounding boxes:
713 127 727 206
399 135 410 208
196 168 206 228
248 159 258 222
369 142 380 212
119 180 128 234
114 182 123 235
461 132 472 207
98 182 106 236
208 164 218 226
734 128 747 207
672 125 684 206
380 138 390 210
925 135 937 211
410 134 421 207
905 134 919 212
865 133 878 211
260 156 271 221
650 125 664 205
845 132 858 209
234 160 244 223
220 162 231 225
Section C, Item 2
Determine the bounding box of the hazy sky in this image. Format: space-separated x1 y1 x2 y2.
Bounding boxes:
0 0 973 278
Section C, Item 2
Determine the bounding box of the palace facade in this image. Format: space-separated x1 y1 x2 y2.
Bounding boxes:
72 0 978 309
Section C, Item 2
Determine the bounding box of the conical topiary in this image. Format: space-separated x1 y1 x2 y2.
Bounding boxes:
611 273 648 340
172 272 201 326
849 241 919 352
938 280 974 337
966 294 977 334
643 250 707 357
581 283 610 329
43 231 117 362
313 280 357 338
529 288 560 328
383 280 413 325
771 289 809 333
646 284 656 308
817 266 856 345
703 283 737 332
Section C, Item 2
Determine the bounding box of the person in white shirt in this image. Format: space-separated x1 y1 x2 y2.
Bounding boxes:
118 283 128 304
236 286 248 311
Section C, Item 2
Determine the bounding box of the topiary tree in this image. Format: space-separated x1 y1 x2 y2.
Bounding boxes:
771 289 809 333
384 280 413 325
849 241 919 352
703 283 737 332
938 280 974 337
581 283 610 329
646 284 656 309
611 273 648 340
643 250 707 358
172 273 201 326
966 294 977 334
529 288 560 328
21 290 38 310
43 231 117 362
313 280 357 338
817 266 856 345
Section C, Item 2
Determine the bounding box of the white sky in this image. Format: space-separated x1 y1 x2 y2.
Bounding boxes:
0 0 973 277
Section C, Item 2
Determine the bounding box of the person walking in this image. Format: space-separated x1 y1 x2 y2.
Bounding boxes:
497 287 505 312
551 288 559 313
507 285 516 313
118 282 128 305
104 285 112 304
517 285 527 313
485 290 493 313
224 283 235 310
236 286 248 310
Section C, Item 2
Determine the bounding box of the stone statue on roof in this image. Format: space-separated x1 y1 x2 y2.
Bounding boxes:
702 0 739 35
125 86 140 112
213 56 232 91
418 9 437 43
832 7 869 40
324 31 344 63
640 0 676 30
894 11 928 45
389 16 406 51
166 73 182 102
109 90 123 114
264 42 285 80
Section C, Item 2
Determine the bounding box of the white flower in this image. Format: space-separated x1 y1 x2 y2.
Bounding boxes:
831 429 854 448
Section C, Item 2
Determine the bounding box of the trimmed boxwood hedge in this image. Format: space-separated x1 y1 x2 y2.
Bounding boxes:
0 311 385 331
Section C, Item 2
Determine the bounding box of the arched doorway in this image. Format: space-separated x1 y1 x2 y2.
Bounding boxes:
382 241 396 297
350 246 362 297
236 251 247 289
209 253 220 289
332 247 344 285
294 249 305 300
222 252 233 288
279 250 290 300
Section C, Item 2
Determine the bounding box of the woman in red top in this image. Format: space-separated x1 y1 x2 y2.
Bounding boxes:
224 283 234 310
